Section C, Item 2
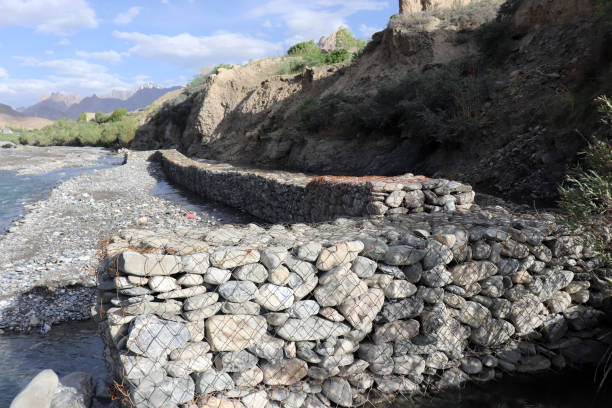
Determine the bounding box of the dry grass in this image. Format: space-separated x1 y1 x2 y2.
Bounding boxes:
388 0 505 31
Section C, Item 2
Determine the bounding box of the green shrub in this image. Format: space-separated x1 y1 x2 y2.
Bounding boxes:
335 27 367 51
298 61 491 142
186 74 208 93
212 63 232 74
559 96 612 265
108 108 128 122
287 40 322 58
321 49 352 65
77 112 88 122
595 0 612 25
277 57 308 75
475 0 524 63
95 111 109 124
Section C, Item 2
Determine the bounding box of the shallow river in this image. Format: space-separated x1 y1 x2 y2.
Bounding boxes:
0 320 105 407
0 153 123 233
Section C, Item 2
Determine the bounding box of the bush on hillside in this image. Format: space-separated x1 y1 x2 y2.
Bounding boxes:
280 29 363 75
212 63 232 74
321 49 351 65
559 96 612 266
287 40 322 58
186 74 208 93
297 61 491 143
335 27 367 51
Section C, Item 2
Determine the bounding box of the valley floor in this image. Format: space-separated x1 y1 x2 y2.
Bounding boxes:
0 146 253 332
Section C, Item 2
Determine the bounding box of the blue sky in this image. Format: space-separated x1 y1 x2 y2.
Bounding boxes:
0 0 396 108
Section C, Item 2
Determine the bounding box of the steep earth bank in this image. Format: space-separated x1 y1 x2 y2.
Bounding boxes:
134 0 612 206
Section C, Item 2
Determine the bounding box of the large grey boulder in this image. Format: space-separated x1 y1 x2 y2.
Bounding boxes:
206 315 267 351
119 251 181 276
10 369 59 408
132 376 195 408
50 372 93 408
322 378 353 407
126 314 190 359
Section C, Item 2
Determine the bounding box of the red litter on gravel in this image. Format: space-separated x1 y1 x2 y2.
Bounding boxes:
185 210 194 219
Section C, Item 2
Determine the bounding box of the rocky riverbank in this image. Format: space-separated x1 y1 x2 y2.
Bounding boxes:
0 147 254 332
97 206 612 408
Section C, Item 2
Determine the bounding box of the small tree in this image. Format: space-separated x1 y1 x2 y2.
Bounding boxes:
77 112 88 122
95 111 109 124
109 108 128 122
559 96 612 265
335 27 366 51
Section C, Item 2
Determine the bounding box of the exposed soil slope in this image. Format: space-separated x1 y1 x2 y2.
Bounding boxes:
134 0 612 206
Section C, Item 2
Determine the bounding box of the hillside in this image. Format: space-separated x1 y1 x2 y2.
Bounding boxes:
0 103 53 129
20 85 181 121
133 0 612 206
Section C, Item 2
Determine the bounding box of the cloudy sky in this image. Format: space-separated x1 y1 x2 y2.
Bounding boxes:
0 0 395 108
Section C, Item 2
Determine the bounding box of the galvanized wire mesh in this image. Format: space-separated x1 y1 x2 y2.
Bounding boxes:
96 217 609 408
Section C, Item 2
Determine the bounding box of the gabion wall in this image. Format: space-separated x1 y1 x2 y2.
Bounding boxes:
154 150 475 224
97 210 611 408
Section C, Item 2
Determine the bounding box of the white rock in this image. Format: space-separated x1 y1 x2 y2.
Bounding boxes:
254 284 294 311
10 369 59 408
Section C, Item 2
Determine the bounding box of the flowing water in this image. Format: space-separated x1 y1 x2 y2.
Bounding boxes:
0 320 105 407
393 370 612 408
0 154 124 233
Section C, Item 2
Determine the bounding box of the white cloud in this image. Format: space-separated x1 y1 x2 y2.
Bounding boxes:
0 67 7 79
0 0 97 35
44 50 54 55
13 56 39 66
113 30 283 71
114 6 143 25
76 50 124 64
359 24 381 38
58 38 71 46
249 0 387 42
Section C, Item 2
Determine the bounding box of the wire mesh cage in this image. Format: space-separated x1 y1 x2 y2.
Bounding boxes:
96 210 609 408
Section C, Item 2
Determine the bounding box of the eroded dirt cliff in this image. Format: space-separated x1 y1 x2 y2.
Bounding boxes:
134 0 611 206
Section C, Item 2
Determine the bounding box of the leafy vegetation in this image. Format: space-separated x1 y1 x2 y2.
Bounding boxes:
212 63 232 74
185 73 209 93
595 0 612 25
475 0 524 63
287 40 322 58
279 28 366 75
335 27 367 51
559 96 612 266
13 108 138 147
297 61 491 143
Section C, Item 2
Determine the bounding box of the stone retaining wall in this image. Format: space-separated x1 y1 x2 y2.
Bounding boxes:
97 208 611 408
154 150 475 223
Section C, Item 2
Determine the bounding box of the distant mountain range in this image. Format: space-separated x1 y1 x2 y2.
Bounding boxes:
0 103 53 129
18 83 181 121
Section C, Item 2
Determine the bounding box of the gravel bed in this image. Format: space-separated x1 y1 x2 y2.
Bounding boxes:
0 149 254 332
